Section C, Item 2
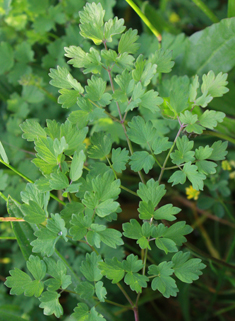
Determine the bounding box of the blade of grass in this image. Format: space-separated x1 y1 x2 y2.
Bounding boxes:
228 0 235 18
191 0 219 23
125 0 162 41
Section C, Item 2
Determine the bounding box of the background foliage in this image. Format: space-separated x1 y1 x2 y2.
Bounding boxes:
0 0 235 320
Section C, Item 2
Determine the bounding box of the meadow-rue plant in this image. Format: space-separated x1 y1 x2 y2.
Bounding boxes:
1 2 230 320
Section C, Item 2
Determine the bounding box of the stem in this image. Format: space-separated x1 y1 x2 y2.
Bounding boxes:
228 0 235 17
0 191 7 202
191 0 219 23
158 124 184 183
0 159 66 206
103 41 145 184
203 130 235 145
116 282 134 307
125 0 162 41
120 185 138 197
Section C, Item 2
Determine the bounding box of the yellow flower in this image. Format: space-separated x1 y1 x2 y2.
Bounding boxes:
83 138 90 149
229 171 235 179
185 185 200 200
169 12 180 23
222 160 232 171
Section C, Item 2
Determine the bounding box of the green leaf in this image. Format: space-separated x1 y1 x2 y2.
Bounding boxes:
31 214 67 257
96 199 119 217
123 219 142 240
80 252 103 282
72 304 105 321
68 110 89 128
195 91 212 108
201 71 229 97
65 46 102 74
5 255 46 298
130 151 155 174
85 75 112 106
71 303 90 321
150 48 175 73
148 262 178 298
118 28 139 54
34 137 57 165
49 66 84 92
140 90 163 113
199 110 225 130
122 254 143 273
169 76 189 114
79 2 104 45
0 42 14 75
138 201 155 220
179 111 204 134
127 116 156 145
111 148 129 173
60 121 88 154
151 136 172 155
75 281 94 300
197 160 217 175
20 119 47 142
88 132 112 159
124 272 148 293
189 75 199 102
21 200 46 224
27 255 47 281
209 141 228 161
114 69 135 97
155 238 178 254
49 172 69 190
0 140 9 164
170 136 195 166
183 162 206 191
58 89 80 109
168 171 186 186
95 281 107 302
70 150 86 182
163 221 193 245
98 228 124 248
172 251 206 283
69 212 91 241
137 179 166 207
154 204 181 221
99 257 125 283
132 55 157 87
115 53 134 71
195 146 213 160
183 17 235 76
43 258 71 290
104 17 125 42
39 291 63 318
5 267 44 298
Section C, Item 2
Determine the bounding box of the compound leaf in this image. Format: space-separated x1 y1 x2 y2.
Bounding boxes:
130 151 155 174
172 251 206 283
80 252 103 282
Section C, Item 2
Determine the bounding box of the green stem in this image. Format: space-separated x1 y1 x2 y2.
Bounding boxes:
116 282 134 307
0 159 66 206
103 41 145 184
191 0 219 23
120 185 138 197
106 156 118 179
125 0 162 41
158 124 184 183
0 191 7 202
0 236 16 240
93 296 132 309
203 130 235 145
219 200 235 223
147 142 162 168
